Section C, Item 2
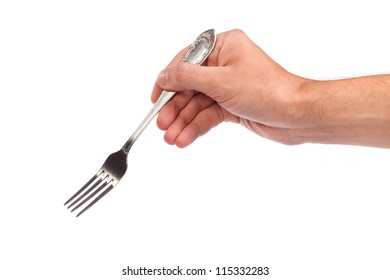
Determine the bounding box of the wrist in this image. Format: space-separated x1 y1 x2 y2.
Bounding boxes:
287 75 390 147
288 78 357 128
296 77 382 127
282 76 322 128
282 77 339 145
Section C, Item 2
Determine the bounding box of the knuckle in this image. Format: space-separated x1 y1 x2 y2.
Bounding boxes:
231 28 246 37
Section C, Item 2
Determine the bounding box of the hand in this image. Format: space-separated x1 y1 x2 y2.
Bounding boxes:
151 29 307 147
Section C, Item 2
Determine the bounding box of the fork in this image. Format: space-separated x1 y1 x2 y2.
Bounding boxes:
64 29 217 217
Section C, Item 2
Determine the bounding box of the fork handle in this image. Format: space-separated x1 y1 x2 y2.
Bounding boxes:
121 29 216 153
122 90 175 152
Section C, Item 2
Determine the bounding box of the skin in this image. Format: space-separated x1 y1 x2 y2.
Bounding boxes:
151 29 390 149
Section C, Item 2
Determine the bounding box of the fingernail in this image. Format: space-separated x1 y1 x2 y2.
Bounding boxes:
158 69 167 86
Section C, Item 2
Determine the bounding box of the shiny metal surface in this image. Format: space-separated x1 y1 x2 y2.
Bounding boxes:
64 29 217 217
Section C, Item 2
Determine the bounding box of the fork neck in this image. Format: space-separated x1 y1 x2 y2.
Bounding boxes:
121 140 134 154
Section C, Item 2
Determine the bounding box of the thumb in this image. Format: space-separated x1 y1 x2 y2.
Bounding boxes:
157 62 219 96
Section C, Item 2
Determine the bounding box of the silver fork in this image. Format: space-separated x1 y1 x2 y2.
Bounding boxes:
64 29 217 217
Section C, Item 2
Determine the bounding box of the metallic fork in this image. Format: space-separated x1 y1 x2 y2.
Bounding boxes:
64 29 217 217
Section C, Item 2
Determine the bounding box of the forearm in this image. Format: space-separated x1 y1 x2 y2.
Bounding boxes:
294 75 390 148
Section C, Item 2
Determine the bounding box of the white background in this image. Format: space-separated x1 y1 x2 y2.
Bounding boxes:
1 0 390 279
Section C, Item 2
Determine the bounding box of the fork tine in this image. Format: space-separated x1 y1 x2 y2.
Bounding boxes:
66 176 103 209
64 171 102 206
76 185 114 217
70 178 112 214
